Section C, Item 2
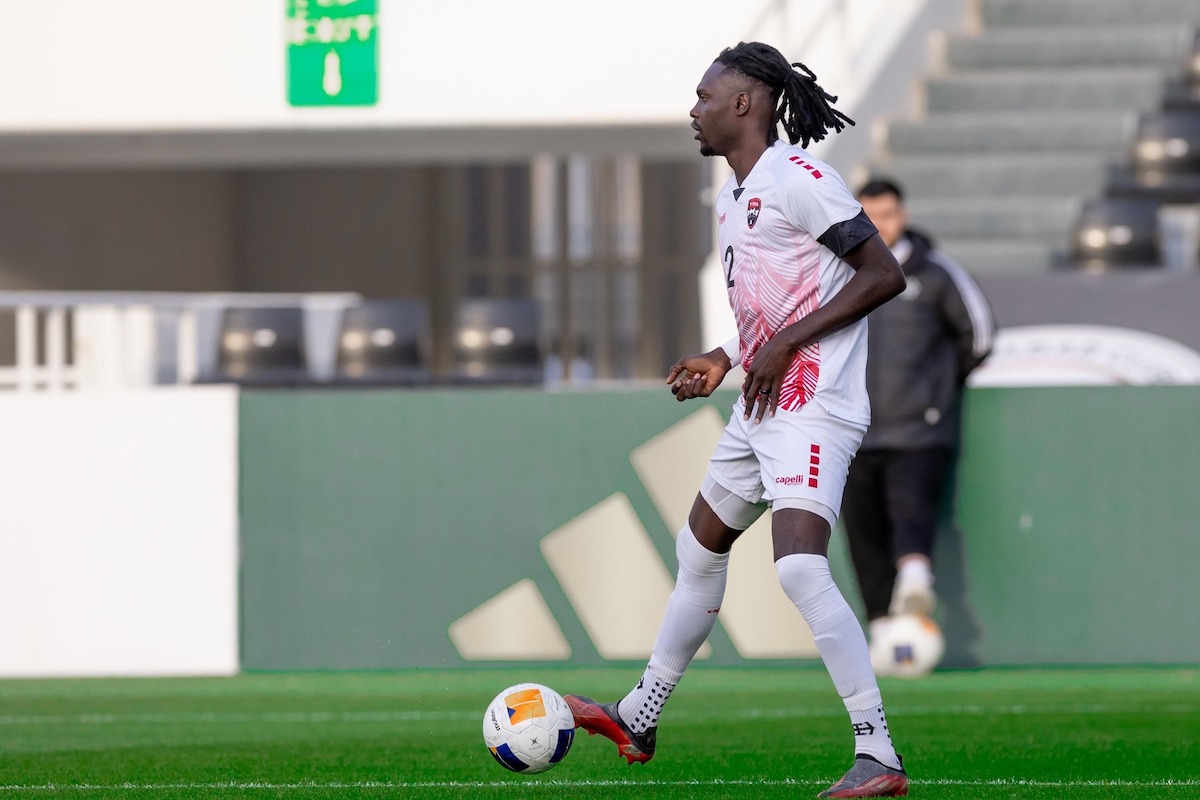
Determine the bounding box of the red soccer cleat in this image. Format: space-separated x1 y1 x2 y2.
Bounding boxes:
819 755 909 797
564 694 656 764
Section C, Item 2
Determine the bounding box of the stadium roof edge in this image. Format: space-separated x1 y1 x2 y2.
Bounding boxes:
0 125 698 170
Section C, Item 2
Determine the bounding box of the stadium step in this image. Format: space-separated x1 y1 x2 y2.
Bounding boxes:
883 113 1133 157
876 154 1108 199
980 0 1200 28
942 26 1193 71
932 237 1060 273
925 68 1168 114
904 197 1079 245
865 0 1198 273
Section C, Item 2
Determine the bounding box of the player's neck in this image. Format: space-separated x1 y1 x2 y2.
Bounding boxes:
725 141 771 186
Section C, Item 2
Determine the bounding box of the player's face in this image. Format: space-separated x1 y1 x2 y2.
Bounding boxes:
690 62 741 157
859 193 909 248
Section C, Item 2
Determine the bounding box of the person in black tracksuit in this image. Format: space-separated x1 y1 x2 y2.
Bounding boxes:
844 178 995 636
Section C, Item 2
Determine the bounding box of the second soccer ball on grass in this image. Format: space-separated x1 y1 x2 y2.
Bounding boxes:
869 613 945 678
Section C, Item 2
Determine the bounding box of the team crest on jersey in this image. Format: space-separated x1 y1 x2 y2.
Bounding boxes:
747 197 762 229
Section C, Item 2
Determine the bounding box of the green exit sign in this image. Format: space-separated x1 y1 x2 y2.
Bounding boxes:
287 0 379 107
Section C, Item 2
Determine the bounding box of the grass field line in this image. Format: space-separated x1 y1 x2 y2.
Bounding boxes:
0 778 1197 791
0 702 1193 726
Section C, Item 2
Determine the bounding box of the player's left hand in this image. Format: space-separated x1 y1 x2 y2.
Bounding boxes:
741 336 793 423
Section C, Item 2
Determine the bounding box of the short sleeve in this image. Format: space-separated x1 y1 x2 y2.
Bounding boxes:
778 164 866 250
817 209 878 258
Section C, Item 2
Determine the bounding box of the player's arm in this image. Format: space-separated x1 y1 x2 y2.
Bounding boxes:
666 337 737 402
931 253 995 382
742 228 904 421
789 231 906 343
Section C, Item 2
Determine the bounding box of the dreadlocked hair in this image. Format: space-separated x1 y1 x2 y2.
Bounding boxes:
715 41 854 148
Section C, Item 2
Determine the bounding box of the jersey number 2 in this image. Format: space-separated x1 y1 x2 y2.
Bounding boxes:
724 246 735 288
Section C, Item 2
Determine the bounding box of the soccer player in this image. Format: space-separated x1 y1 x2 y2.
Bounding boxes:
564 42 910 798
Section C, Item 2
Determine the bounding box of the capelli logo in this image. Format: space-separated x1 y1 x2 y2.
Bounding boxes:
775 475 807 486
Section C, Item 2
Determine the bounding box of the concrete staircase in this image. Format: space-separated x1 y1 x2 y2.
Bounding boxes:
872 0 1199 272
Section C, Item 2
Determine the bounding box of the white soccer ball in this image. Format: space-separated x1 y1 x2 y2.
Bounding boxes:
482 683 576 774
869 613 945 678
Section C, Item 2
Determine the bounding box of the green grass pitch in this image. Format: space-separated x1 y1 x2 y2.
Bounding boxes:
0 666 1196 799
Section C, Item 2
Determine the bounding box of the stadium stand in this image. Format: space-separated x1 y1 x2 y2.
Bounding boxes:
873 0 1199 272
1106 111 1200 206
1069 198 1164 272
448 297 543 385
1163 28 1200 111
1075 26 1200 268
0 292 360 391
214 306 311 386
333 299 433 386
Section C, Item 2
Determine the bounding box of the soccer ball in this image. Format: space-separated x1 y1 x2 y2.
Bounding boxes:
482 683 576 773
869 613 945 678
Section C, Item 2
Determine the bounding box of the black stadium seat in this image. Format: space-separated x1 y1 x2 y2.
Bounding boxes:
449 297 543 385
1163 29 1200 112
1069 198 1163 271
333 299 432 385
1132 112 1200 175
1107 111 1200 203
214 306 311 385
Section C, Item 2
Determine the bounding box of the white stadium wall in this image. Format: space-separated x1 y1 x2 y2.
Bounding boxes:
0 0 938 132
0 388 240 677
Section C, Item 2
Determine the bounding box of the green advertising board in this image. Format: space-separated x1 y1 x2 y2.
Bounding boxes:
286 0 379 107
237 386 1200 671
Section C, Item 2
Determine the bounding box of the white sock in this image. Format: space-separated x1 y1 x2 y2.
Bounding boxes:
850 704 899 769
618 667 676 734
897 558 933 590
776 553 901 770
617 524 728 733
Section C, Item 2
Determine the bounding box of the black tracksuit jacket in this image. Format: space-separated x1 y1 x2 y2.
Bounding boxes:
860 229 995 451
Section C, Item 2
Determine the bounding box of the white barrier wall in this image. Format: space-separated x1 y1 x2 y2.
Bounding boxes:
1 0 928 131
0 388 239 677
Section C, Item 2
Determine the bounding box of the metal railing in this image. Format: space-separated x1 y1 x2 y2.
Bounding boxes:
0 292 360 391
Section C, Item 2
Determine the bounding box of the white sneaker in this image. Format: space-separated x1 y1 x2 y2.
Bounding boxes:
890 569 936 617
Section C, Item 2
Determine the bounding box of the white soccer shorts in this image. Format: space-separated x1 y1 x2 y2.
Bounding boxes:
704 396 866 529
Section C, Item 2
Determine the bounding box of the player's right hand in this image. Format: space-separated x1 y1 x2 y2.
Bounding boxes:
666 348 732 402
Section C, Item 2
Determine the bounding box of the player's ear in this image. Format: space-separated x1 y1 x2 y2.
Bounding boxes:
733 90 752 117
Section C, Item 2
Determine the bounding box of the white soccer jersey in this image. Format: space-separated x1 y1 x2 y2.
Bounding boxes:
716 139 872 425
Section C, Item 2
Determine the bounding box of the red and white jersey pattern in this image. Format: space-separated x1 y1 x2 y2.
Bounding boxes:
717 140 871 425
